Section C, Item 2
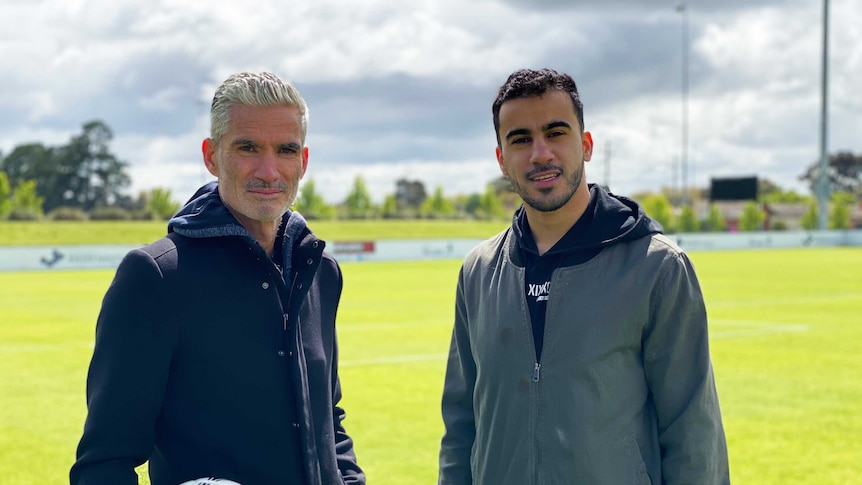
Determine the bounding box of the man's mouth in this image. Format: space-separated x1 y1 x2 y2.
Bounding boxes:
529 172 559 182
527 169 562 186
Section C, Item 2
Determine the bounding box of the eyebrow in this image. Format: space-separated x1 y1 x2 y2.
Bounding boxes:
231 138 258 148
504 120 572 141
279 142 302 152
230 139 302 151
544 120 571 131
504 128 530 141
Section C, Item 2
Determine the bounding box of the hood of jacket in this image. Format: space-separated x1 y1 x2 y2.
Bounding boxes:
513 183 663 258
166 181 310 272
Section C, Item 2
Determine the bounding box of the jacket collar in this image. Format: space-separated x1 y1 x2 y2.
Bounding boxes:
167 181 317 275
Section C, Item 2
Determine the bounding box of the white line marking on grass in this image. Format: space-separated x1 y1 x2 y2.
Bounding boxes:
710 319 811 339
341 353 447 367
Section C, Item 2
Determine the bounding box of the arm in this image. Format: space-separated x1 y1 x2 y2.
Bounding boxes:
328 261 365 484
643 251 730 485
438 268 476 485
331 356 365 484
70 249 177 485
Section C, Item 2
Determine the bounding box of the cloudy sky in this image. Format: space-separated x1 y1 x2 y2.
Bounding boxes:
1 0 859 204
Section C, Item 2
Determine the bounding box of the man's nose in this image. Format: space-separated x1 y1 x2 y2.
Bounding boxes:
254 151 279 181
530 139 553 164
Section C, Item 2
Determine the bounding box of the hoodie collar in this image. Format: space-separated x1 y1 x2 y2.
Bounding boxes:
167 181 309 257
513 184 663 257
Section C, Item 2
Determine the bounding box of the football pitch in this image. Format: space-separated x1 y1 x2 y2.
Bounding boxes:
1 247 860 484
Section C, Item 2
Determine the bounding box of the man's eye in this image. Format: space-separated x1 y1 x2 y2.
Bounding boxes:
238 144 256 152
512 137 530 145
548 131 565 138
280 146 298 154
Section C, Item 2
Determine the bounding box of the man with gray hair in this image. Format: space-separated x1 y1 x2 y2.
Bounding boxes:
71 72 365 485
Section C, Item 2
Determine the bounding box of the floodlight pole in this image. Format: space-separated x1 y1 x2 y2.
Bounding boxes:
817 0 830 230
676 3 689 207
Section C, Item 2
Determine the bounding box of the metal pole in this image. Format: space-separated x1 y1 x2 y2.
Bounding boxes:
676 4 689 206
817 0 830 229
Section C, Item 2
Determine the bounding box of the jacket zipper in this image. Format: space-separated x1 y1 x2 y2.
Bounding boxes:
283 272 299 331
532 361 542 485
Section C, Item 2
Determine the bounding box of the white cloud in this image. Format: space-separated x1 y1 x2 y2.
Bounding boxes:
0 0 859 208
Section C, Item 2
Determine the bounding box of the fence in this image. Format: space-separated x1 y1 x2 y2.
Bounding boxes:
1 230 861 272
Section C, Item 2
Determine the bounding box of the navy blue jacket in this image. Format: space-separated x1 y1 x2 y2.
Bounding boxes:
71 182 364 485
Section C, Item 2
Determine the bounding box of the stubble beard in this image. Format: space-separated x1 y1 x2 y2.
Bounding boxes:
510 160 584 213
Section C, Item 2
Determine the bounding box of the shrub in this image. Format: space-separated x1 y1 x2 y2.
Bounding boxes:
49 207 89 221
131 210 157 221
88 206 131 220
7 207 42 221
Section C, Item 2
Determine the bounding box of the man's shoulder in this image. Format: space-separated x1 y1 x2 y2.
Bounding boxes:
645 232 686 258
461 227 512 274
138 232 191 258
130 232 209 270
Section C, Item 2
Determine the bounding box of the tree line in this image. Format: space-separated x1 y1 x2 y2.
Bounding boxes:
1 120 860 229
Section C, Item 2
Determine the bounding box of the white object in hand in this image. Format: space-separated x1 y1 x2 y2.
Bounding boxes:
178 478 242 485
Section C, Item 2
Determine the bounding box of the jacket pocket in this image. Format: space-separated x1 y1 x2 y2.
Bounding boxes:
625 435 653 485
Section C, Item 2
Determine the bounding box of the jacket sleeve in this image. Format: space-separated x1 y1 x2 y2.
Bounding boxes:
643 251 730 485
328 262 365 484
331 350 365 483
70 249 178 484
438 267 476 485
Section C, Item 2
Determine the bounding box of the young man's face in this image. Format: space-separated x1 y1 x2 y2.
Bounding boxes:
495 90 593 213
202 104 308 231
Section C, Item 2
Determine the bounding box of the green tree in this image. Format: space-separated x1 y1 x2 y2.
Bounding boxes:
145 187 181 220
478 183 506 219
344 175 375 219
759 178 809 203
702 204 726 232
800 151 862 197
0 171 12 218
829 192 854 230
294 179 335 220
459 193 482 217
11 179 45 218
0 142 53 199
800 201 819 230
0 121 131 212
380 194 401 219
738 202 765 231
677 205 699 233
640 194 675 233
421 185 455 218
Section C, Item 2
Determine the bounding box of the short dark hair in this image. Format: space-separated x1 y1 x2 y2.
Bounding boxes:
492 68 585 146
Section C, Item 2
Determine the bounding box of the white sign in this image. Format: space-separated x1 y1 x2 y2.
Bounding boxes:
0 245 139 271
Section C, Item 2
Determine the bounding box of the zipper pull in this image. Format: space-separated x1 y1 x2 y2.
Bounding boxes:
283 313 289 331
532 363 541 382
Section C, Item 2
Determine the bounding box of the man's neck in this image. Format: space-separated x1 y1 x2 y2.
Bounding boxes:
248 223 281 257
227 209 282 257
524 191 590 256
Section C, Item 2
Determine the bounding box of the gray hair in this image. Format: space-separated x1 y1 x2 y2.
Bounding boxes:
209 71 309 144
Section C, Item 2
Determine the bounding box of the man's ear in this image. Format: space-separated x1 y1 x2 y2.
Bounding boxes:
202 138 218 177
582 132 593 162
496 146 508 177
300 146 309 179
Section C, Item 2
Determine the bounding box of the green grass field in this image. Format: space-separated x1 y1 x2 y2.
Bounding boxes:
0 220 511 245
1 247 861 484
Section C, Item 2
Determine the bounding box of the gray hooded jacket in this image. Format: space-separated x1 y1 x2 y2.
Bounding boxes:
439 186 729 484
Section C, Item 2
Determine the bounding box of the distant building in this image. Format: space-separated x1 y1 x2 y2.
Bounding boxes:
764 202 810 231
